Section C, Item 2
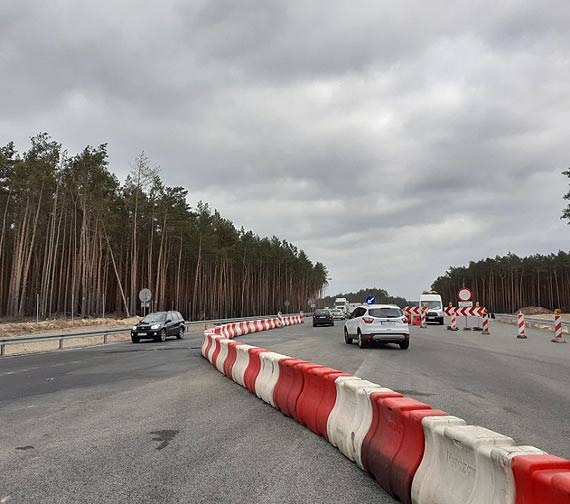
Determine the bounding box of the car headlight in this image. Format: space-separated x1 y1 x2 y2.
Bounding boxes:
132 326 137 330
151 324 160 330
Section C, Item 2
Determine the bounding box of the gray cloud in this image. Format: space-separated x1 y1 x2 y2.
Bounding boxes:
1 0 569 299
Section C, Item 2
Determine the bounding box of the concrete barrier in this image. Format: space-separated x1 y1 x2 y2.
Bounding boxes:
232 343 255 387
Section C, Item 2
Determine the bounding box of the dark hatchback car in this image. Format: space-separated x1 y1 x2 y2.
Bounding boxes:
313 309 334 327
131 311 185 343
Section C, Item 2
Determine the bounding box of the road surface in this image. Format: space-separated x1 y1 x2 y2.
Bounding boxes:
1 319 569 503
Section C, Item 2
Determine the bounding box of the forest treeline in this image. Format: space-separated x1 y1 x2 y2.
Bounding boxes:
432 252 570 313
320 287 408 308
0 134 328 319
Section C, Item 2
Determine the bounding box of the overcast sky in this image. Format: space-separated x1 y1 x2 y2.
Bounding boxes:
1 1 569 299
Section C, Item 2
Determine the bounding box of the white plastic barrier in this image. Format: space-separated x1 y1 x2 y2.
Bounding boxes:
207 334 224 363
215 338 231 374
411 422 541 504
201 330 213 358
328 377 394 462
232 343 255 387
352 383 396 469
255 352 290 406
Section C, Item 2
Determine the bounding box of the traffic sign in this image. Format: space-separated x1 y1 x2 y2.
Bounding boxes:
310 303 316 308
307 298 314 306
284 300 290 307
139 288 152 303
365 295 376 305
458 301 473 308
457 288 472 302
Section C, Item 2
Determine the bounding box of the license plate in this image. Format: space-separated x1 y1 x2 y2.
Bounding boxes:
376 321 395 326
138 332 147 336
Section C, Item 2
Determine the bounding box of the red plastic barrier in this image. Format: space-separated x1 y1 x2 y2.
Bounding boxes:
391 408 448 504
202 333 213 358
243 347 266 394
210 336 223 367
223 341 241 378
512 454 570 504
362 396 433 496
273 358 307 418
296 367 349 437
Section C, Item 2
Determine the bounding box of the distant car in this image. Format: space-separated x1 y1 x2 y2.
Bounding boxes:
131 311 185 343
313 309 334 327
331 308 345 320
344 304 409 349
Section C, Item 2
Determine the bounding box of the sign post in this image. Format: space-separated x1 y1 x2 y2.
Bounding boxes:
457 288 473 331
138 288 152 317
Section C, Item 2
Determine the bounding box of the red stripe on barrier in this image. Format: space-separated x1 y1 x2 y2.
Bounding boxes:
296 367 349 437
223 341 241 378
273 358 308 418
391 408 448 504
203 333 214 357
211 336 223 368
361 396 432 499
512 454 570 504
243 347 267 394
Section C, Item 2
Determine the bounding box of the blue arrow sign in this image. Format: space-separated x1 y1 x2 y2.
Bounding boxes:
365 295 376 305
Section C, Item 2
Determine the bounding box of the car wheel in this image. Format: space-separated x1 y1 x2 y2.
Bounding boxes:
439 320 444 325
344 327 352 344
358 331 368 349
131 336 140 344
313 323 317 327
156 329 167 343
176 326 185 339
399 340 410 350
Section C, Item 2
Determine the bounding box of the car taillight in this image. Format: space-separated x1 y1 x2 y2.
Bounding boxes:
363 317 374 324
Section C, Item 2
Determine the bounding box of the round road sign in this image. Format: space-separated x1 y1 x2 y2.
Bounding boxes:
284 300 290 307
457 288 472 302
139 288 152 303
365 295 376 305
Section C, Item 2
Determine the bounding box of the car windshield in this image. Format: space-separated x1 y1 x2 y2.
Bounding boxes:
368 307 403 318
315 309 330 315
422 301 442 309
141 312 166 323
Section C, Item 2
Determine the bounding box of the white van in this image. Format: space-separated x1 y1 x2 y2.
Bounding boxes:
335 297 349 314
419 291 444 325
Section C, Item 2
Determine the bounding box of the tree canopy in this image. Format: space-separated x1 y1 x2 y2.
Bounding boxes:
0 134 328 319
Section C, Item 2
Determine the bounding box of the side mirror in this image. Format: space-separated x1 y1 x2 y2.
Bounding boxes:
166 319 171 324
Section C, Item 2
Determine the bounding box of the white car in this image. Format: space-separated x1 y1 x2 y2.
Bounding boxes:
344 304 409 350
330 308 346 320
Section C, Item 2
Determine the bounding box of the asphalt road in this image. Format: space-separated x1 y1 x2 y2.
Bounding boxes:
1 319 569 503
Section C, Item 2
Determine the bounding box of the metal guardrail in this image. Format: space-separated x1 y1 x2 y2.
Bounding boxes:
495 313 570 326
0 313 289 356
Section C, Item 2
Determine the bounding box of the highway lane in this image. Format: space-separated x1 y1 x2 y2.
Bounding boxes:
0 332 394 504
240 318 570 459
1 319 569 503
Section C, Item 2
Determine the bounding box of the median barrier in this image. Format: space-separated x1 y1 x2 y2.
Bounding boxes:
328 377 401 461
214 338 231 373
412 423 518 504
391 408 449 504
244 347 266 394
360 395 434 502
201 314 570 502
512 454 570 504
255 351 290 406
296 367 349 438
274 360 323 419
346 381 399 465
223 340 241 378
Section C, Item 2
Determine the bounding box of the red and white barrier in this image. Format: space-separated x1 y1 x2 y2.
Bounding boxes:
517 311 527 339
551 310 566 344
482 310 490 335
420 307 427 328
201 313 570 504
448 310 459 331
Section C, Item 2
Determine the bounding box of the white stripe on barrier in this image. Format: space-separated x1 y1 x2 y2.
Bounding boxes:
412 423 516 504
352 382 395 469
255 352 290 406
328 377 360 450
207 334 223 363
232 344 255 387
215 338 230 374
